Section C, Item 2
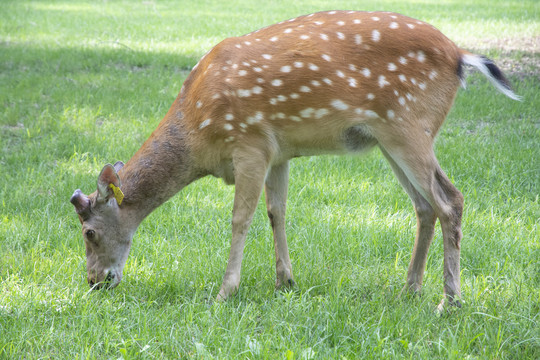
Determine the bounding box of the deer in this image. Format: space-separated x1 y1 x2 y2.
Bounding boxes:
70 10 520 311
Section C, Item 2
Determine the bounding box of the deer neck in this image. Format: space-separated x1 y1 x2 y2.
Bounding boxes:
117 105 202 224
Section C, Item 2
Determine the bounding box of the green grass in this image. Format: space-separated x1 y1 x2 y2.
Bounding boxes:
1 0 539 358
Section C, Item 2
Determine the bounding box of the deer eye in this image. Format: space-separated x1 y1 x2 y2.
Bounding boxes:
86 229 96 239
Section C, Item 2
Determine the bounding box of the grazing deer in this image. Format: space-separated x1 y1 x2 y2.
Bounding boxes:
70 10 519 310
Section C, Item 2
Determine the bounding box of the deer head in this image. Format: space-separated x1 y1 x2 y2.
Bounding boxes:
70 162 133 289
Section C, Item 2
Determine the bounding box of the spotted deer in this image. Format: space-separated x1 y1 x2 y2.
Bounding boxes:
70 10 519 310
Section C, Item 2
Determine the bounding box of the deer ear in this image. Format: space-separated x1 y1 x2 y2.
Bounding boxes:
96 164 123 204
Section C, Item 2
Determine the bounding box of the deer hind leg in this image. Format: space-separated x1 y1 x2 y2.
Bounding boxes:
380 147 437 295
380 142 463 308
264 161 295 289
217 148 269 301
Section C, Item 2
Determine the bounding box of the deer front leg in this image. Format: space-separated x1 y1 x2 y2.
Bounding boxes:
264 161 295 289
217 149 269 301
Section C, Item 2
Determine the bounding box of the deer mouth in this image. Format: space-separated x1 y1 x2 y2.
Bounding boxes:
88 271 118 290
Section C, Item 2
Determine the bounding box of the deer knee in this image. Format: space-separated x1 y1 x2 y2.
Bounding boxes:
415 200 436 225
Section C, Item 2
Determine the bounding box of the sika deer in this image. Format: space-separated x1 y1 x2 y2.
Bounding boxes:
70 10 519 310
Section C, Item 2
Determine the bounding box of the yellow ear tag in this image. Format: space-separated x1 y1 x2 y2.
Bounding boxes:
109 183 124 205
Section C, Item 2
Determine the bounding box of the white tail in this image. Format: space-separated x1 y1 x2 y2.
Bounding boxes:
460 53 521 100
71 11 518 310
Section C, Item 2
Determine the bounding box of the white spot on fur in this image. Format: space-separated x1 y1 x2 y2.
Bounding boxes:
314 108 329 119
372 16 380 21
378 75 390 87
320 33 329 41
362 68 371 77
300 34 310 40
348 77 358 87
398 74 407 82
270 36 278 42
314 21 324 25
284 28 293 34
253 67 263 72
322 54 332 62
237 89 251 97
225 113 234 121
353 19 361 24
372 30 381 42
308 63 319 71
349 64 357 71
407 23 415 29
262 54 272 60
290 115 302 122
276 95 287 102
246 112 264 124
290 93 300 99
244 41 252 46
365 110 378 118
196 101 202 108
294 61 304 68
238 70 248 76
224 123 234 131
252 86 263 95
387 110 395 119
331 99 349 110
300 108 315 118
417 51 426 62
337 21 345 26
299 85 311 93
367 93 375 100
336 32 345 40
336 70 346 78
322 78 333 85
398 97 406 106
389 22 399 29
272 79 283 86
429 70 438 80
399 56 408 65
256 78 265 84
388 63 397 71
199 119 211 129
419 82 427 90
281 65 292 73
311 80 321 87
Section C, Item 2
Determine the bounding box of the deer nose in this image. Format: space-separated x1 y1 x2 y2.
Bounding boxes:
88 271 115 290
104 271 115 282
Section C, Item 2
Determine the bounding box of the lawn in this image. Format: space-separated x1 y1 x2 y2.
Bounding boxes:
1 0 539 358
